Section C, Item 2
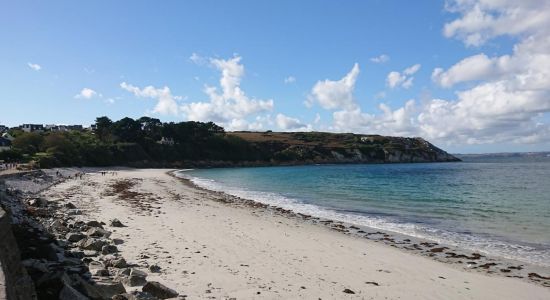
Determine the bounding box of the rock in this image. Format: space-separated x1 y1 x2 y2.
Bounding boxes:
78 238 108 251
128 291 158 300
67 232 87 242
343 288 355 294
87 227 112 238
112 238 124 245
59 283 89 300
122 269 147 286
64 202 77 209
111 258 128 268
86 220 104 228
110 219 125 227
22 258 49 273
148 265 161 273
73 275 126 299
83 250 99 257
88 260 104 272
28 197 48 207
112 294 134 300
49 219 69 233
102 244 118 255
142 281 179 299
35 271 72 299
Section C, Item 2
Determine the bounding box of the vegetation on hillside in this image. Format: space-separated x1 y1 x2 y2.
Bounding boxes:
0 116 459 168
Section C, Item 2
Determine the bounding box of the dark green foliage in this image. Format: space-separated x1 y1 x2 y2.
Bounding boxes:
8 116 459 168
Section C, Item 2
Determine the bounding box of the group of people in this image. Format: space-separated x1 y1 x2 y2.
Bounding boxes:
100 171 118 176
55 170 86 180
0 162 19 170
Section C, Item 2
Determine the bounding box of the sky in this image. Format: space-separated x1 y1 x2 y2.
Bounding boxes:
1 0 549 153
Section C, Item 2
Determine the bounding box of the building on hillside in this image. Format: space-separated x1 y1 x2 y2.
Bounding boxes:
45 124 84 132
0 137 11 152
0 125 7 133
20 124 44 133
157 137 175 145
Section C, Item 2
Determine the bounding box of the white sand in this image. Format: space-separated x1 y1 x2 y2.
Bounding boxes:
40 168 550 299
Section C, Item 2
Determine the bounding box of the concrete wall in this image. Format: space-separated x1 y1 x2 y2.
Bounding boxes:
0 184 35 300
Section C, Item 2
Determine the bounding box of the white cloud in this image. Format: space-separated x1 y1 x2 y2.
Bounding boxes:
27 62 41 71
189 52 206 65
320 1 550 147
307 63 360 110
284 76 296 84
120 82 180 115
276 113 311 131
75 88 97 99
443 0 550 47
386 64 420 89
370 54 390 63
181 55 274 130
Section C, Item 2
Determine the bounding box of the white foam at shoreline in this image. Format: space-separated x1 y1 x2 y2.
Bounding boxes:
175 170 550 267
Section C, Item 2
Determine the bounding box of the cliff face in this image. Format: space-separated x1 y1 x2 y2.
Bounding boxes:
228 132 460 164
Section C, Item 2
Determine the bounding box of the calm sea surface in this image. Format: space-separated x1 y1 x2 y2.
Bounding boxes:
177 156 550 267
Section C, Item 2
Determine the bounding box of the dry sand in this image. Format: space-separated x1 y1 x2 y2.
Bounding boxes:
40 168 550 299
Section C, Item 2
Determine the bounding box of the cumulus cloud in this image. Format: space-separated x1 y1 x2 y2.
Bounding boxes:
75 88 97 99
320 1 550 147
386 64 420 89
27 62 41 71
181 55 274 130
120 82 180 115
284 76 296 84
370 54 390 63
306 63 360 110
276 113 311 131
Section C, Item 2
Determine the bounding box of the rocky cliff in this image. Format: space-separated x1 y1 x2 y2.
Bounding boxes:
228 132 460 164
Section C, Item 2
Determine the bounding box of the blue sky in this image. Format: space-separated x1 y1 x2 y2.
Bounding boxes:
1 0 549 153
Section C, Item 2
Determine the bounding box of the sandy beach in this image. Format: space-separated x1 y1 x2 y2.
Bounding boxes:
33 168 550 299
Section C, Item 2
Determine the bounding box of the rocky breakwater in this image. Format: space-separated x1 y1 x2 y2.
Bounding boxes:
0 171 182 300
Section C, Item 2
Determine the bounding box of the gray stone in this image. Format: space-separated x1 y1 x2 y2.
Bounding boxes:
110 219 125 227
101 244 118 255
122 269 147 287
111 258 127 268
73 276 126 299
112 238 124 245
148 265 161 273
142 281 179 299
67 232 86 242
59 283 89 300
78 238 107 251
86 220 104 228
86 227 111 238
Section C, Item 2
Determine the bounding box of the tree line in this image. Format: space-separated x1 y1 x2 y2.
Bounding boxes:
0 116 270 168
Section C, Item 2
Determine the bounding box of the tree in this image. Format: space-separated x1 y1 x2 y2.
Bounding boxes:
11 132 43 154
95 116 113 142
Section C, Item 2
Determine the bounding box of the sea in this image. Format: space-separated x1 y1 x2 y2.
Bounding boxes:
176 155 550 267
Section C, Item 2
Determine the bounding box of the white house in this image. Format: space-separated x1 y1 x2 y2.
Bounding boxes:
20 124 44 133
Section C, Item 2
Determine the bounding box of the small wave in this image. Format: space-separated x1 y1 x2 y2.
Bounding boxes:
176 170 550 267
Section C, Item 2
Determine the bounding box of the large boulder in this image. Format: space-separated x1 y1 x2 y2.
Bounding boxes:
121 269 147 287
86 227 111 238
110 219 125 227
67 232 86 242
78 238 108 251
142 281 178 299
59 284 89 300
73 275 126 300
101 244 118 255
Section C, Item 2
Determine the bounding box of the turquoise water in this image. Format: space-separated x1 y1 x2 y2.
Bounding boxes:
177 157 550 267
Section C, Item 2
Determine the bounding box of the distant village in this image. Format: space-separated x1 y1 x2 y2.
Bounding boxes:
0 123 96 152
